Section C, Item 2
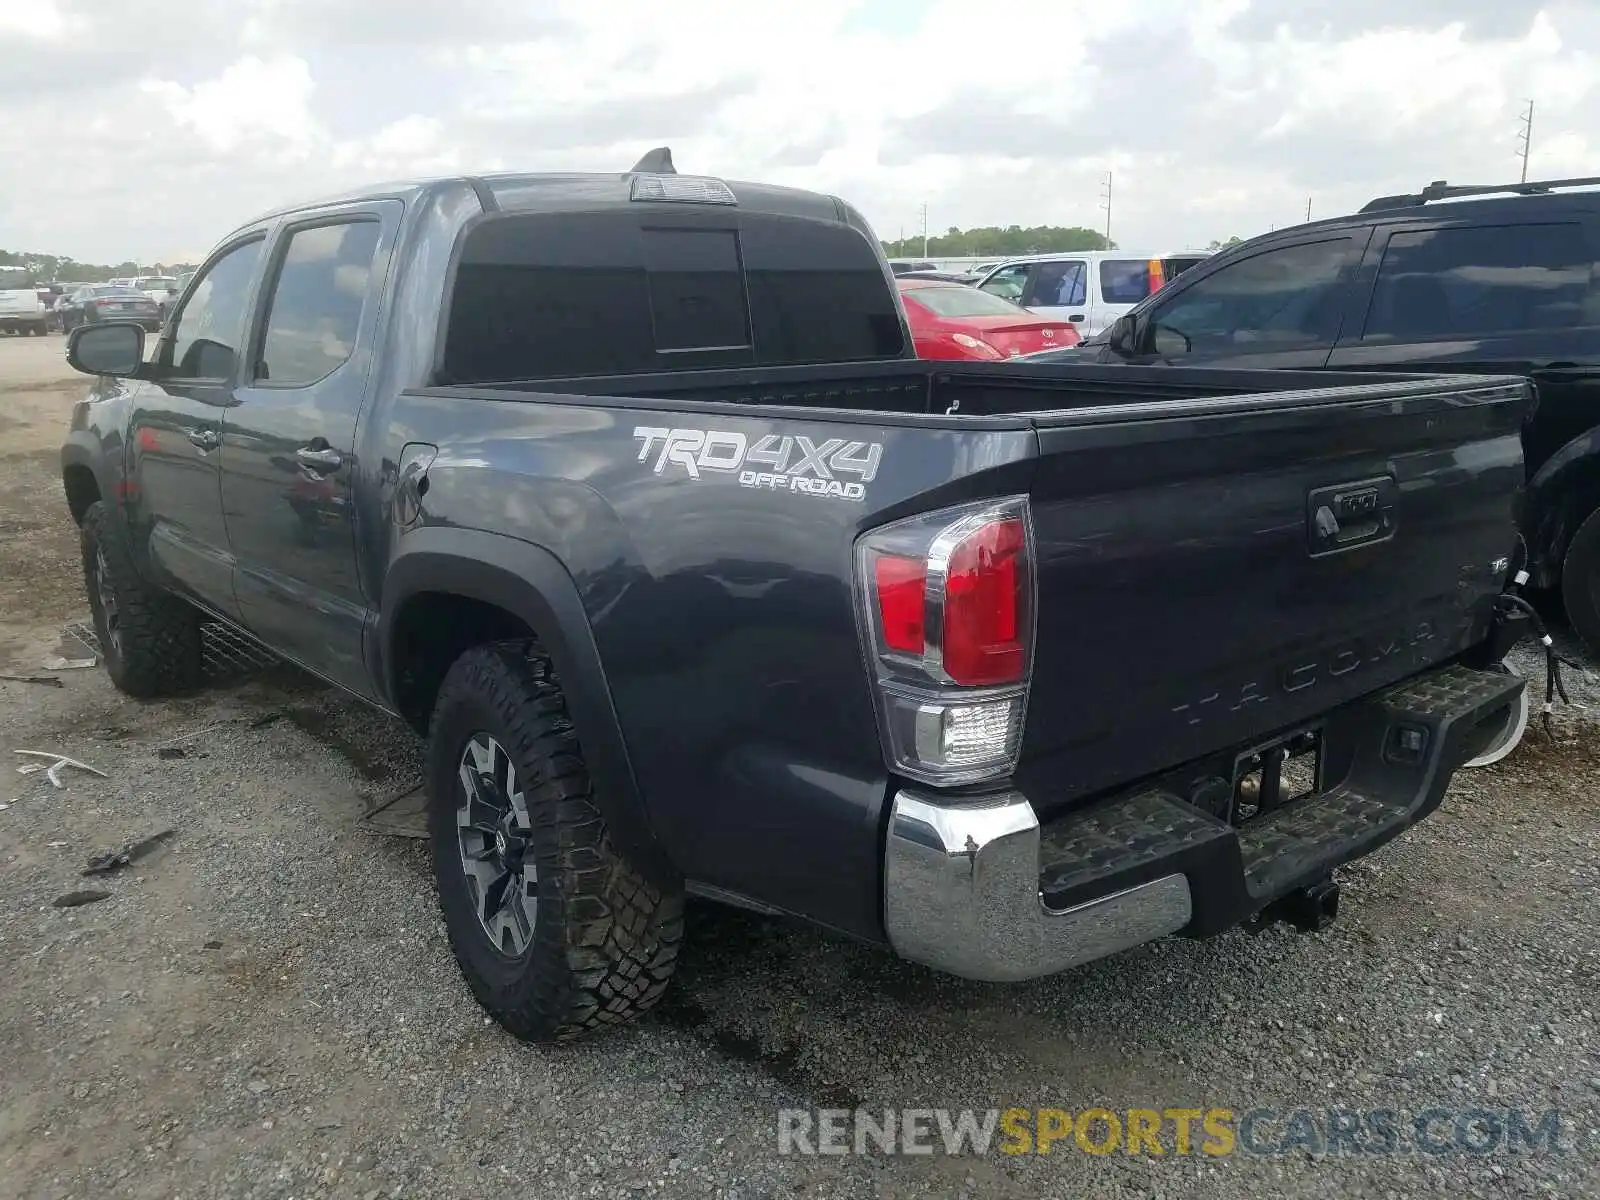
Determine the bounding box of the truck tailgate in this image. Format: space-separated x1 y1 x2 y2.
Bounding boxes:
1016 375 1532 805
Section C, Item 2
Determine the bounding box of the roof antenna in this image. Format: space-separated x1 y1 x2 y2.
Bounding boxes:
630 147 676 174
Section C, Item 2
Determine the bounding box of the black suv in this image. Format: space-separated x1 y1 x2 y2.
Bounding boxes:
1033 176 1600 650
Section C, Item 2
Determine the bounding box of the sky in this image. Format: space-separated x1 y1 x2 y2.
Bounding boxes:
2 0 1597 265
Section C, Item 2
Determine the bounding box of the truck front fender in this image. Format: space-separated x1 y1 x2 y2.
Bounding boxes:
378 526 674 885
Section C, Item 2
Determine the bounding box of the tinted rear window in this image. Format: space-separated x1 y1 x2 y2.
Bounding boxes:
904 285 1029 318
1363 222 1598 339
442 210 904 383
0 269 35 290
1099 259 1156 305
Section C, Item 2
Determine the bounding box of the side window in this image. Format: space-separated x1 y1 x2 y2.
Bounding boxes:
1100 259 1155 305
1031 260 1087 308
1363 223 1596 340
166 238 265 380
256 220 383 385
980 264 1032 302
1147 238 1354 357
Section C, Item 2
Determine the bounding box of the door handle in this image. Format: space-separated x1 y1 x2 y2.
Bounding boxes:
185 428 219 451
296 446 344 472
1068 313 1086 322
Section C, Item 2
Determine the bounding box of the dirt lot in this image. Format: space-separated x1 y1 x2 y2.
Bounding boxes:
2 333 1599 1199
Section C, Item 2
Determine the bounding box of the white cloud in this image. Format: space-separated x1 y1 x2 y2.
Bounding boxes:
141 56 321 156
0 1 84 39
2 0 1599 264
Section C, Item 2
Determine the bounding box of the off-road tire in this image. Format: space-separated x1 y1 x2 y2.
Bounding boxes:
1562 506 1600 654
426 640 683 1043
80 500 202 697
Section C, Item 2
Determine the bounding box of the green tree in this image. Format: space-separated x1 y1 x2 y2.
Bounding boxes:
1205 236 1244 251
0 249 195 283
882 224 1115 258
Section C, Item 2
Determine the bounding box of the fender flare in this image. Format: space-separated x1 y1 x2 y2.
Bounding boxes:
60 436 109 522
379 527 674 884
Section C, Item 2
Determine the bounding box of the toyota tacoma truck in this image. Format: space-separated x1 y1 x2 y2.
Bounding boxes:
60 152 1532 1043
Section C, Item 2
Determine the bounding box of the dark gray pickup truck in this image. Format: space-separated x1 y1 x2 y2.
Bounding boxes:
61 154 1532 1042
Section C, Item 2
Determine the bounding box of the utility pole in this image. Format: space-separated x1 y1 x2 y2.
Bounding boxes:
1516 99 1535 182
919 202 929 257
1099 173 1113 246
1305 196 1312 222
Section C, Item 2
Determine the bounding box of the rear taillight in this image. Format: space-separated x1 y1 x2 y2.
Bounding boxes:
1147 258 1166 293
950 333 1003 360
856 496 1034 785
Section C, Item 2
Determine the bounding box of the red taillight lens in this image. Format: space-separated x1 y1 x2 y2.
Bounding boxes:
874 555 927 654
1148 258 1166 293
856 496 1033 785
942 518 1025 685
94 299 111 307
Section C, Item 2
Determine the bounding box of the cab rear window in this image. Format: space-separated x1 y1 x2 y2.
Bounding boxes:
441 209 905 383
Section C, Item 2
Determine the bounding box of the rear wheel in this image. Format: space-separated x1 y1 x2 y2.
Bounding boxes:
1562 506 1600 654
80 501 202 697
426 640 683 1043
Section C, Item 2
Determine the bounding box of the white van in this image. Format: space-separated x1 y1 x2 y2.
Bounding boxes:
973 250 1210 338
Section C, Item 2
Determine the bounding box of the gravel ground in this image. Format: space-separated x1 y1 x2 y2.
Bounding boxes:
3 335 1599 1197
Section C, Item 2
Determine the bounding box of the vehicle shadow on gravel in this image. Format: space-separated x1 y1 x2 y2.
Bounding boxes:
651 897 1265 1109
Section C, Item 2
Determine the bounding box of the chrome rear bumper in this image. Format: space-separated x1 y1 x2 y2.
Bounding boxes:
883 789 1192 982
881 663 1525 983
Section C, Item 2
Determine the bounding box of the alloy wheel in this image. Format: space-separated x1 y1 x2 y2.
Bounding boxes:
93 547 122 657
455 733 537 956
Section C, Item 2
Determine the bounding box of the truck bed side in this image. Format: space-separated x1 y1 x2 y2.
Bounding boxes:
377 367 1530 940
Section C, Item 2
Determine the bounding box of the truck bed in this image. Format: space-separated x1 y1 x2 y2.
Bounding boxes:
396 362 1530 925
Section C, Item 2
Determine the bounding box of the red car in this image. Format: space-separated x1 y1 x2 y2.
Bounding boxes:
896 278 1081 361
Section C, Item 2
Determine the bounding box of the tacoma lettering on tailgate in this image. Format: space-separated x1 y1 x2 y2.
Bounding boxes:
633 426 883 502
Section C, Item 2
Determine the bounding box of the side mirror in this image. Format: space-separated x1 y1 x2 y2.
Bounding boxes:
66 322 145 378
1105 313 1139 358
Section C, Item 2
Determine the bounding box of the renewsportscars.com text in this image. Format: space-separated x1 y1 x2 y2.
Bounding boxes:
777 1106 1569 1158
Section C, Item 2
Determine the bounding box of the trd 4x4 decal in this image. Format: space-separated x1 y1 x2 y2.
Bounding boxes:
632 426 883 502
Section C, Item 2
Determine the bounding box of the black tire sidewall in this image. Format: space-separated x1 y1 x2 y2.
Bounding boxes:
79 501 201 696
80 504 135 687
426 653 577 1028
1563 507 1600 653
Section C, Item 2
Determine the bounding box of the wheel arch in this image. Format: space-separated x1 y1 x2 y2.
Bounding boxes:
1526 431 1600 587
60 441 105 527
378 527 674 884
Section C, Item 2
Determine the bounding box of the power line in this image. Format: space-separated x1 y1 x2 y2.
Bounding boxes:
1516 99 1535 183
1099 173 1113 247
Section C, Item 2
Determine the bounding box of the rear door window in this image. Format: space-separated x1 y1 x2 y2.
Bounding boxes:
1362 222 1598 340
256 219 384 386
442 210 903 382
1030 260 1087 308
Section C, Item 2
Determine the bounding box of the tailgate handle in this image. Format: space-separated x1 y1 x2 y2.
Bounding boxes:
1306 476 1397 557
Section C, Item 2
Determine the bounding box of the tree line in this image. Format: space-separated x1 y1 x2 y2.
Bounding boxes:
882 225 1114 258
0 250 196 282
